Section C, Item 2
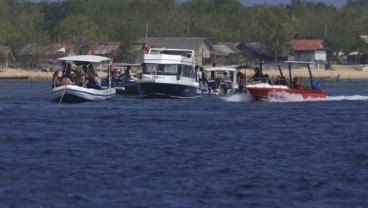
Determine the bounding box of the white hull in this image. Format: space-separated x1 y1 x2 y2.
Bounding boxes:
138 48 201 98
52 85 116 103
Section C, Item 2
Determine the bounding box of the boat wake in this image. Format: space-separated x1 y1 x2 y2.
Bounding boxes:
221 93 253 102
325 95 368 101
223 91 368 103
268 91 305 102
268 93 368 102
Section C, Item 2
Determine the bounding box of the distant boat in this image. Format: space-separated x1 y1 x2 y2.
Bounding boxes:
136 48 201 98
204 65 244 95
52 55 116 103
101 63 141 95
246 61 326 101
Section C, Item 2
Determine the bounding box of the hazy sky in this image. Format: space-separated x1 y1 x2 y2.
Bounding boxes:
30 0 348 7
239 0 347 7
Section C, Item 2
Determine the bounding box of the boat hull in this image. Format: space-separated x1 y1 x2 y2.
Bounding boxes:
115 85 139 95
137 81 201 99
101 78 139 95
246 84 326 100
52 85 116 103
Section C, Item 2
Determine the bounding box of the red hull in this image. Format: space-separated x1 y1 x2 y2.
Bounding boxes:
247 86 326 100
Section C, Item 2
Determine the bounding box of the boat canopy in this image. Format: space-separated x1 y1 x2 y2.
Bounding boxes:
259 61 315 68
205 65 241 72
258 61 317 89
57 55 112 63
113 63 141 67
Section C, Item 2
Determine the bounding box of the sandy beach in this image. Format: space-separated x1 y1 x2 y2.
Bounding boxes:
0 68 108 80
1 65 368 80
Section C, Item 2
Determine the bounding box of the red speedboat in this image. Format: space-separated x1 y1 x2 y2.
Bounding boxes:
246 61 326 101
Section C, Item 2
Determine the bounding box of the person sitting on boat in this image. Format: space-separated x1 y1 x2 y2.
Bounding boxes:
72 67 85 86
220 72 232 94
82 70 101 89
61 62 73 85
52 70 61 88
274 75 287 85
93 72 102 89
263 74 272 85
251 67 263 82
292 77 304 89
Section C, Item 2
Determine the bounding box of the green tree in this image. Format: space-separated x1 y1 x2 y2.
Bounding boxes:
56 14 106 54
250 6 296 60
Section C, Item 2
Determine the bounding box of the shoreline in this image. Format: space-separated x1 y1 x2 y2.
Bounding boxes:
0 68 108 80
1 65 368 80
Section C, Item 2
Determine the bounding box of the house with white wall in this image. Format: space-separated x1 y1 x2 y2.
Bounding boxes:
290 39 331 63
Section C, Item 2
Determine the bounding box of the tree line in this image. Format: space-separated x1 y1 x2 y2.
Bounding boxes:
0 0 367 63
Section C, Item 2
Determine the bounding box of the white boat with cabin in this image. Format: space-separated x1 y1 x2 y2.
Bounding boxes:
136 48 201 98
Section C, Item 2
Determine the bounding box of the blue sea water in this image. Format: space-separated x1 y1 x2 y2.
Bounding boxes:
0 79 368 208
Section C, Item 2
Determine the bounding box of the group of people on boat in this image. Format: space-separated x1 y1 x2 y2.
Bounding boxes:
250 67 305 89
109 66 133 87
196 64 251 94
52 62 102 89
197 65 239 95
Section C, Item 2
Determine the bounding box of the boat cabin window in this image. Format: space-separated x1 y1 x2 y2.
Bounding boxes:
143 63 195 78
144 63 177 75
163 64 177 75
145 63 157 73
181 65 194 78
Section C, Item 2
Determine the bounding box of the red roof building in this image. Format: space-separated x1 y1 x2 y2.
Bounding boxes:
291 39 330 51
290 39 330 62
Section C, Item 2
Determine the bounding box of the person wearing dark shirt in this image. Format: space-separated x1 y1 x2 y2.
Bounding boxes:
264 74 272 85
200 67 211 95
251 67 263 81
274 75 287 85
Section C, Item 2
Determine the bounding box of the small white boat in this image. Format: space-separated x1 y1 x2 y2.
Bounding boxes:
52 84 116 103
51 55 116 103
204 65 242 95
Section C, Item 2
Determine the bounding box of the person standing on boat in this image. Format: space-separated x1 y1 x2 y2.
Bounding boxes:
61 62 73 85
123 66 131 82
195 65 201 82
251 67 263 82
220 71 231 94
52 70 61 88
236 71 246 93
200 67 211 95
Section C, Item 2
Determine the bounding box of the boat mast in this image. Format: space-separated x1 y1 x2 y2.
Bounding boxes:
307 63 314 88
288 62 292 87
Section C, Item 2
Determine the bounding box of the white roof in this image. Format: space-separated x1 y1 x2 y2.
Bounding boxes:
204 66 238 72
57 55 111 63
